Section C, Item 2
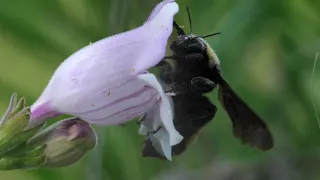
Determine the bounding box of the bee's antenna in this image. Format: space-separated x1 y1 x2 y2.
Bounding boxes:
199 32 222 39
186 5 192 34
173 21 185 35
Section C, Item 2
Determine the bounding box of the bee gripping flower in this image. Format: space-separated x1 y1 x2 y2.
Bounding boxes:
138 95 174 160
29 0 183 147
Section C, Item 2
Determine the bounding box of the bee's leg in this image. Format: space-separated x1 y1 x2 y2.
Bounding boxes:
191 77 216 92
163 55 177 60
151 126 162 134
137 114 147 125
173 21 185 35
164 81 190 95
187 76 216 93
184 53 204 61
164 53 204 61
155 60 168 67
119 123 126 126
165 77 216 94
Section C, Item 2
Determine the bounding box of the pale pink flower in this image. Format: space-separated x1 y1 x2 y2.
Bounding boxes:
30 0 183 148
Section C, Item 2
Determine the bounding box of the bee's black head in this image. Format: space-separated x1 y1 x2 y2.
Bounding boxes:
170 33 207 54
170 6 221 55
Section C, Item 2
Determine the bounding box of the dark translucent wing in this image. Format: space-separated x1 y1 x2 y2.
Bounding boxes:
217 76 274 150
142 93 217 159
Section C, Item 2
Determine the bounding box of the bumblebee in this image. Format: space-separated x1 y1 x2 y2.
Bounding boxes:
141 7 274 159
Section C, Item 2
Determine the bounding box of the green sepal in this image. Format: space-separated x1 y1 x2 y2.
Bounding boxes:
0 107 31 156
2 123 46 157
0 107 30 135
5 97 27 122
0 155 46 170
0 93 18 125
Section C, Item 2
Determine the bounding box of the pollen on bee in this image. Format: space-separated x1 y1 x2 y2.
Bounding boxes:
108 91 111 96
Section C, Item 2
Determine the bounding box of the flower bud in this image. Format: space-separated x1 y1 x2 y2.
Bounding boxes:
28 117 97 167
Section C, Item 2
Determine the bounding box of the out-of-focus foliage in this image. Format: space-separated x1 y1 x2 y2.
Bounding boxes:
0 0 320 179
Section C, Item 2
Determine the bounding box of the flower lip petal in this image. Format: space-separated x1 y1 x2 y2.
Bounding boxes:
150 129 172 160
133 0 179 73
147 0 176 22
137 74 183 146
138 103 162 131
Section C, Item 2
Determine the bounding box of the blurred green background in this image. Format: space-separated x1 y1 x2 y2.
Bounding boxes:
0 0 320 179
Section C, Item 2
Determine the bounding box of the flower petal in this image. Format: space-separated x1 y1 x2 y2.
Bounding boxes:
29 102 61 127
139 95 173 160
138 103 162 132
138 124 149 135
32 76 159 126
137 73 183 146
147 0 176 22
133 0 179 73
139 106 173 160
30 0 179 126
149 129 172 160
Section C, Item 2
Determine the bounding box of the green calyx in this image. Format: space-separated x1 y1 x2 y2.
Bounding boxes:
0 93 97 170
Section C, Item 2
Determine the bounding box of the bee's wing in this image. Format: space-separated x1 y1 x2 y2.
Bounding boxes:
217 76 274 150
142 93 217 159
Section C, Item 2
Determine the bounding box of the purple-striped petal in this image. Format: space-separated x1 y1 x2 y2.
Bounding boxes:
30 0 179 127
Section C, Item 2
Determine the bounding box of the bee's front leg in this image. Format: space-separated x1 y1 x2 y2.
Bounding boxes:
191 77 216 92
151 126 162 134
164 53 204 61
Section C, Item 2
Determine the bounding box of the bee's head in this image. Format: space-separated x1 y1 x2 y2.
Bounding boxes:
170 6 221 55
170 33 207 54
